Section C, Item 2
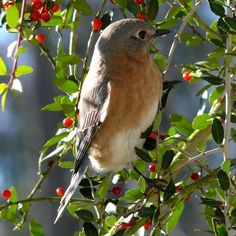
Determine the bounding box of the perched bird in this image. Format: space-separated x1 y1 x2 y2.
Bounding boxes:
54 18 169 223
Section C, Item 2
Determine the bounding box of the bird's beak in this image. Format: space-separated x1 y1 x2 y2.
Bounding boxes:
153 29 171 37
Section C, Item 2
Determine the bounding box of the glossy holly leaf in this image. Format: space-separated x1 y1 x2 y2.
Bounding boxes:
212 118 224 144
146 0 159 20
6 6 19 28
217 169 230 191
192 113 211 130
154 53 168 72
217 17 230 34
76 209 94 221
163 178 175 201
166 201 184 234
0 57 7 75
80 187 94 199
29 218 44 236
73 0 92 15
135 147 153 162
208 0 225 17
83 222 98 236
15 65 33 77
162 150 175 169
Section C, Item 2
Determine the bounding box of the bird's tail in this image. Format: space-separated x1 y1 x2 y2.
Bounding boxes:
54 157 89 223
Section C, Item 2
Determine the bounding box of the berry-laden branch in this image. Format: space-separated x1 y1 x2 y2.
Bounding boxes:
8 0 27 88
223 0 233 231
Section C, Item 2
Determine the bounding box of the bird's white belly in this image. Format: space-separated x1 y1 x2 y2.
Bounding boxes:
90 102 158 172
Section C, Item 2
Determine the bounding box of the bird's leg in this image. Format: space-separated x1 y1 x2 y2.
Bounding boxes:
132 165 167 191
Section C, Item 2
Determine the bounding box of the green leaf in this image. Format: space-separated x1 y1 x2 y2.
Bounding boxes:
83 222 98 236
6 5 19 28
217 169 230 191
224 17 236 31
115 0 127 10
41 102 62 111
59 161 74 169
221 159 231 174
29 218 44 236
154 54 168 72
201 76 224 85
146 0 159 20
166 201 184 234
209 86 224 104
231 128 236 143
165 5 182 19
138 205 156 218
162 150 175 169
15 65 33 77
100 10 113 30
15 46 28 57
135 147 152 162
120 188 143 201
53 78 79 94
76 209 94 221
105 215 117 227
163 178 175 201
57 54 80 65
0 83 7 95
200 197 223 208
186 36 203 47
208 0 225 17
95 175 110 202
212 118 224 144
192 113 211 130
0 209 17 223
1 88 8 111
73 0 92 15
8 186 18 213
138 176 147 193
0 57 7 75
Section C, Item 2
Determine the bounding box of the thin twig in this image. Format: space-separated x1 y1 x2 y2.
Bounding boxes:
224 0 233 231
164 0 201 78
8 0 27 88
38 43 56 69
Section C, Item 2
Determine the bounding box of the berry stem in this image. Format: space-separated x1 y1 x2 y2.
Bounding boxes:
37 43 56 69
8 0 27 88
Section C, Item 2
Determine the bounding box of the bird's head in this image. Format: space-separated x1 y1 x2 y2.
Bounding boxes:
96 19 170 63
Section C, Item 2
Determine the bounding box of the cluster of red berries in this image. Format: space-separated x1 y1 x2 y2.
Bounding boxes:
29 0 60 23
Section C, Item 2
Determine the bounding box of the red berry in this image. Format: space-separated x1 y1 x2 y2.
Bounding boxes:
158 134 166 140
183 71 192 81
112 186 122 196
2 189 11 200
149 164 156 173
149 133 156 139
35 33 45 43
50 3 60 13
136 12 146 20
191 172 200 181
3 1 14 11
184 194 191 201
63 117 74 128
41 12 51 22
31 0 43 10
143 219 152 230
175 185 183 193
134 0 144 4
92 18 103 31
29 11 41 21
56 187 65 197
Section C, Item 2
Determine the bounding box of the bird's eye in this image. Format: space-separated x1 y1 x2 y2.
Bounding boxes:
137 30 146 40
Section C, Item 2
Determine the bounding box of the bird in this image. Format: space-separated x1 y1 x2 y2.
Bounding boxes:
54 18 169 223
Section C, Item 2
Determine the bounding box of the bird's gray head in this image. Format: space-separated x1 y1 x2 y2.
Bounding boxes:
95 19 169 63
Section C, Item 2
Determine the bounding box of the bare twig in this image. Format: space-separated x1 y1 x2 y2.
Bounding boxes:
164 0 201 78
8 0 27 88
38 43 56 69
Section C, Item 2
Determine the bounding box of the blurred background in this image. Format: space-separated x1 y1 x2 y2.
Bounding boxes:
0 0 226 235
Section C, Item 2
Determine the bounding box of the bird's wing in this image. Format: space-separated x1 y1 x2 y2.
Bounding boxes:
54 76 110 223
